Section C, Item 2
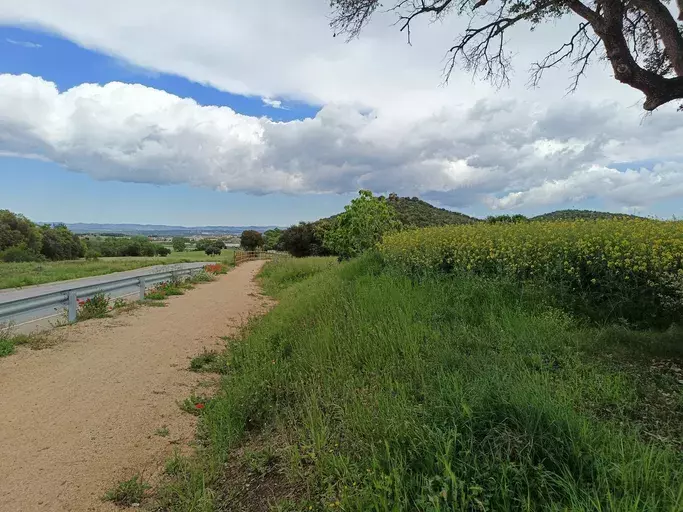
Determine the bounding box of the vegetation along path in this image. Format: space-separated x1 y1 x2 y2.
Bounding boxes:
0 260 268 512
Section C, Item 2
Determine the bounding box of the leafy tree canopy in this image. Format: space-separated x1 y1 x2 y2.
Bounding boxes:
324 190 402 259
241 230 265 251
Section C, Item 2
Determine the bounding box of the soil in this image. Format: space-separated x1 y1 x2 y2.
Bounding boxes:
0 260 269 512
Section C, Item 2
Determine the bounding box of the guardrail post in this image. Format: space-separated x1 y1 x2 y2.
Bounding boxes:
139 277 146 300
68 291 77 323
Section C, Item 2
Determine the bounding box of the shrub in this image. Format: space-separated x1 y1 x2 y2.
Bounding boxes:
263 228 283 251
85 249 101 261
240 230 264 251
205 245 222 256
379 219 683 327
172 237 189 253
204 263 228 274
155 245 171 257
280 222 328 257
77 292 110 320
0 245 43 262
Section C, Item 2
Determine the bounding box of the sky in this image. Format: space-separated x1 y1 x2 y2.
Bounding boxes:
0 1 682 226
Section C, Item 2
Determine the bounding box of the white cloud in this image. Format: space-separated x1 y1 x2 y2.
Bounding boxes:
262 97 285 109
0 73 681 212
5 38 41 48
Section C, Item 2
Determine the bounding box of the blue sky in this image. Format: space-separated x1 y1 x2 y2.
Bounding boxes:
0 25 347 226
1 10 682 225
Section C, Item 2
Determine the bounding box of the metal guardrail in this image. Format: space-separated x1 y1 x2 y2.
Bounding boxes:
0 263 210 327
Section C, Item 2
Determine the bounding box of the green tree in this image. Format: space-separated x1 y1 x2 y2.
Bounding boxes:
0 209 42 254
324 190 401 260
240 230 264 251
280 223 327 257
263 228 283 251
172 237 189 252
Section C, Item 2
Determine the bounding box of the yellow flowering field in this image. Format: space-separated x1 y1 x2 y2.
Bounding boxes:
379 219 683 326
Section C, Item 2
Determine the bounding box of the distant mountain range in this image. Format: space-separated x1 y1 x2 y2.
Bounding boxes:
59 223 282 236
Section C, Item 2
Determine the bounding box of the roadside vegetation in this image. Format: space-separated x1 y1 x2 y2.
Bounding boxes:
152 191 682 511
0 251 233 289
157 253 683 510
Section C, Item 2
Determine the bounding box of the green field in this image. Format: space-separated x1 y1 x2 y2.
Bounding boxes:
0 250 234 289
157 255 683 511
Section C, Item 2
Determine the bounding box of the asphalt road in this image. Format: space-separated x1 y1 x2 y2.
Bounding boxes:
0 262 212 332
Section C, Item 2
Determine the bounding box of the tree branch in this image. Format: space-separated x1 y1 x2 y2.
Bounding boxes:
628 0 683 75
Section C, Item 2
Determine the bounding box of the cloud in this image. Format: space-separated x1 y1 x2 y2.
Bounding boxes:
0 73 681 212
262 97 286 109
5 38 42 48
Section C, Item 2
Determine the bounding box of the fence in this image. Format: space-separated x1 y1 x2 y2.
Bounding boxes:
234 250 290 266
0 262 211 329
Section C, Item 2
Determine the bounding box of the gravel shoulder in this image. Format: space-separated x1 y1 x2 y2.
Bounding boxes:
0 260 268 512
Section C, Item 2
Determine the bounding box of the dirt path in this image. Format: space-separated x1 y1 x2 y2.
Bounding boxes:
0 260 268 512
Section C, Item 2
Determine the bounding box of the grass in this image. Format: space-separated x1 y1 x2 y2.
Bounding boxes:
102 474 150 506
0 324 55 356
0 250 234 289
156 255 683 511
190 350 226 373
155 426 170 437
257 256 337 297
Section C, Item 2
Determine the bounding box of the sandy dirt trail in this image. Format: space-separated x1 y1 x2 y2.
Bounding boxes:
0 260 268 512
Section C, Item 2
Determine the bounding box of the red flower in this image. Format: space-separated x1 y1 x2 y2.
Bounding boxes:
195 403 205 410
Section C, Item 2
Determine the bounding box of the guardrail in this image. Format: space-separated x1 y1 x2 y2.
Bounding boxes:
0 263 211 328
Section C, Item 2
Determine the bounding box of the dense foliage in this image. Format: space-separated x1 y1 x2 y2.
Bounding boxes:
84 235 168 258
385 194 477 227
160 257 683 511
380 219 683 327
0 210 85 262
279 222 329 258
532 209 641 222
240 230 264 251
263 228 283 251
325 190 401 259
172 237 189 252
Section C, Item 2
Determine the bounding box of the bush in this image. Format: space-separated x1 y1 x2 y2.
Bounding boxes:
85 249 101 261
172 237 189 252
77 292 110 320
280 222 328 257
380 219 683 327
205 245 222 256
40 224 85 260
155 246 171 257
0 245 43 262
263 228 283 251
240 230 264 251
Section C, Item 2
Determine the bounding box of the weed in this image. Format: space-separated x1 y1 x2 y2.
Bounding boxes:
0 338 15 357
112 297 127 309
77 292 110 321
155 426 170 437
102 474 149 507
179 394 209 416
189 350 224 373
165 451 191 477
145 281 185 301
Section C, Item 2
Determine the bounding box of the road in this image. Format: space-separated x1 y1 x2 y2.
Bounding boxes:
0 262 213 331
0 260 269 511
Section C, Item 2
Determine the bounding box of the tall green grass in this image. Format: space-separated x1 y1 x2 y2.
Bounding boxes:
161 255 683 511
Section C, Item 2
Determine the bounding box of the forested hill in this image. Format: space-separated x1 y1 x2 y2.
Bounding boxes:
531 210 642 222
385 195 478 227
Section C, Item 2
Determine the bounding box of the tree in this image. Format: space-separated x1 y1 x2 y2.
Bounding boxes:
329 0 683 111
324 190 402 259
155 245 172 256
205 245 222 256
0 210 42 254
172 237 189 252
241 230 265 251
280 222 328 257
263 228 283 251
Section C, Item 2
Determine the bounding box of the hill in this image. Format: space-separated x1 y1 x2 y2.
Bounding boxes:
385 194 478 227
532 209 642 222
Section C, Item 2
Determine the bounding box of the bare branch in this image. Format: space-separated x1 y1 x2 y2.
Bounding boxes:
628 0 683 75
